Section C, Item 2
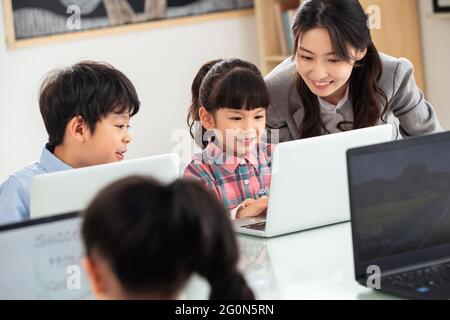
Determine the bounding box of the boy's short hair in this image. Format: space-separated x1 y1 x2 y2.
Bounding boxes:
39 61 140 148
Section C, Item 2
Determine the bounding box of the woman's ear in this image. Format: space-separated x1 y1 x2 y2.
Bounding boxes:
356 48 368 61
199 107 215 130
68 116 89 143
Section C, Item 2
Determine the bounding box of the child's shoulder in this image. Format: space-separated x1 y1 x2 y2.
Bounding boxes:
190 150 208 163
5 162 43 185
1 145 60 192
184 151 215 179
187 150 213 167
0 161 42 207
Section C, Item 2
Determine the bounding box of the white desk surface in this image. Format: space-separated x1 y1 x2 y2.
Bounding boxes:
238 222 400 300
185 222 400 300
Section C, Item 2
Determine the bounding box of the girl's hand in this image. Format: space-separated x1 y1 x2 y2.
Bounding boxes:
236 196 269 219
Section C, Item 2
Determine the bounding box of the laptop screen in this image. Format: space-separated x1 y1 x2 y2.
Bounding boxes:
348 137 450 263
0 213 93 299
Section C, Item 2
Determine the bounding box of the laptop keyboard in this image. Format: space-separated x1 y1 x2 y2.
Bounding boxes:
242 221 266 231
385 262 450 291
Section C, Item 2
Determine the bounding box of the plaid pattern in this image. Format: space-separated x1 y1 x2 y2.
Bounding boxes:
184 143 273 211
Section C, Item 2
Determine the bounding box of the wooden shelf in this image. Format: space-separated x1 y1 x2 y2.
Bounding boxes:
266 55 290 63
427 13 450 19
255 0 301 75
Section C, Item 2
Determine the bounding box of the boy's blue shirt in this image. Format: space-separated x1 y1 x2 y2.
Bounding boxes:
0 145 72 225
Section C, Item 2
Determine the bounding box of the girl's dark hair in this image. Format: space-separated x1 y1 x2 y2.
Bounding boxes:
292 0 388 138
82 176 255 300
39 61 140 148
187 59 271 148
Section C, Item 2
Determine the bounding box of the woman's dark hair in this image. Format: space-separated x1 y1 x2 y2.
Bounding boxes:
82 176 255 300
187 58 271 148
292 0 388 138
39 61 140 149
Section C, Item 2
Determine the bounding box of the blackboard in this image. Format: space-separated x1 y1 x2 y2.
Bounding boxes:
3 0 254 49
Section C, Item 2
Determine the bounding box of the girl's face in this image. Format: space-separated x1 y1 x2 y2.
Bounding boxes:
296 28 366 105
200 107 267 156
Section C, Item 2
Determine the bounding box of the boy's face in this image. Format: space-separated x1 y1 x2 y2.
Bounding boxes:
81 112 132 166
210 108 266 156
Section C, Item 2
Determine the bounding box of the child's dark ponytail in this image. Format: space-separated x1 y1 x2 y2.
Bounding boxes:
82 176 255 300
203 267 255 300
170 179 255 300
187 59 223 148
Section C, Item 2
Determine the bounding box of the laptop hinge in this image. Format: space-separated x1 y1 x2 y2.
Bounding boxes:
356 274 367 285
377 257 450 278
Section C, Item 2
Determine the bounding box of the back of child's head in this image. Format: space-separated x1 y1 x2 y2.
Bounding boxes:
39 61 140 149
188 59 270 148
82 176 255 300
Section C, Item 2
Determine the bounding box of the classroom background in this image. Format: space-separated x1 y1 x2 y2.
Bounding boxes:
1 0 450 182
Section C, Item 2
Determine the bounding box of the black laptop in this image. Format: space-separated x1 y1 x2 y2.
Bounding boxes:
347 131 450 300
0 212 93 300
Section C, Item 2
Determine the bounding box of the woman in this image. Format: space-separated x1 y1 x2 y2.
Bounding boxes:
266 0 442 142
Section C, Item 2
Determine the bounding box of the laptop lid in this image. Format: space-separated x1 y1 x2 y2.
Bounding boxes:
30 153 180 218
0 212 93 299
347 131 450 281
264 125 394 237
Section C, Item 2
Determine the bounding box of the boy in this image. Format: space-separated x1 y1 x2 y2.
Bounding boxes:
0 61 140 225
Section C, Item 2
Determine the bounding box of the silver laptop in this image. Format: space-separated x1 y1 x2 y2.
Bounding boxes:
30 153 180 219
233 125 394 238
0 212 92 300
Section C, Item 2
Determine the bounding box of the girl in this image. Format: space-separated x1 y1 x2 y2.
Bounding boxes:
81 176 254 300
266 0 442 142
184 59 274 220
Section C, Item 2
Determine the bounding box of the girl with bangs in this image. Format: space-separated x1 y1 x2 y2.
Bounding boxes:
266 0 442 142
184 59 273 220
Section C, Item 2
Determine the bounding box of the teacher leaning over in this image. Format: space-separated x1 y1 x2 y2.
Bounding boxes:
265 0 442 142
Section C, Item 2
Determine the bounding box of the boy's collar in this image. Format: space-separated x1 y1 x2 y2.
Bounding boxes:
40 144 73 173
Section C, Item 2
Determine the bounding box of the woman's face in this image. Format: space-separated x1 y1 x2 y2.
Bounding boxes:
296 27 366 105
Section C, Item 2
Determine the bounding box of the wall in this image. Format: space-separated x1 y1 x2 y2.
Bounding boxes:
418 0 450 130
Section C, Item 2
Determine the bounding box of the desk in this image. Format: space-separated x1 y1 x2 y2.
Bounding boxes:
185 222 399 300
239 222 399 300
